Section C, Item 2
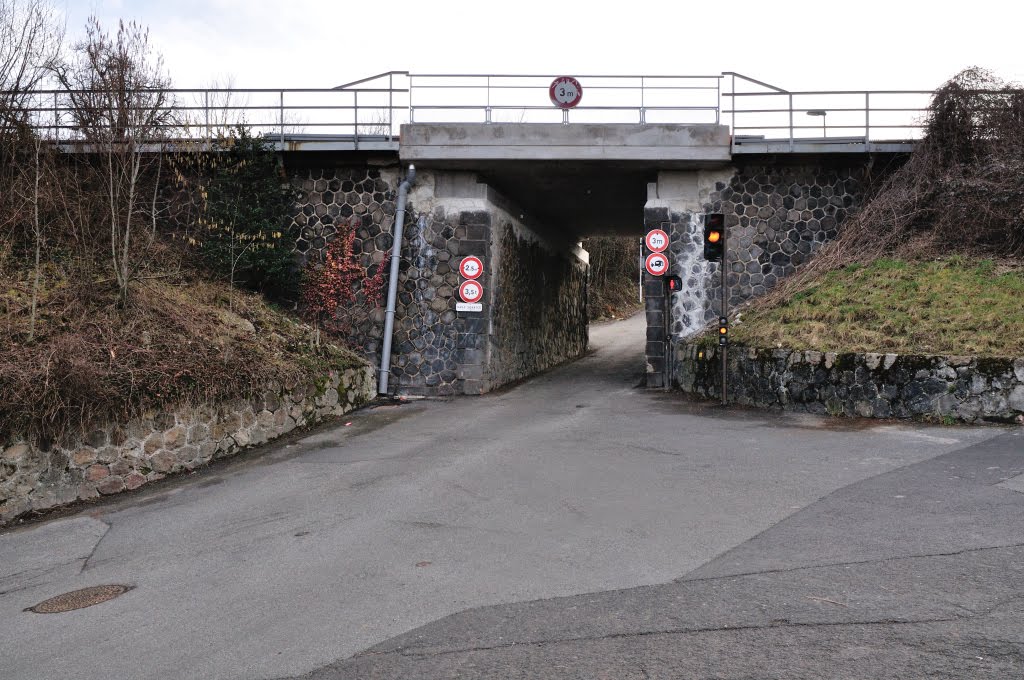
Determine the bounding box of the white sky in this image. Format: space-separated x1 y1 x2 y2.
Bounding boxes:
58 0 1024 92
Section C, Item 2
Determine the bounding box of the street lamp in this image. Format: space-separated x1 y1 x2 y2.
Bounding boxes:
807 110 827 138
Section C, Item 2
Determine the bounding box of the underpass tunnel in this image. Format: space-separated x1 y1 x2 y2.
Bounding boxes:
398 164 653 396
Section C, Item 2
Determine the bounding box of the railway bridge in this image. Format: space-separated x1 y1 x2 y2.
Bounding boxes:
40 72 931 394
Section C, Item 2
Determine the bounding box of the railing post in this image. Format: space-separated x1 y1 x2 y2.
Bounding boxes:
640 76 644 124
279 90 285 148
730 73 735 155
354 90 360 150
485 75 491 123
715 78 720 125
408 74 414 123
788 93 794 151
53 91 58 142
388 73 394 141
865 92 870 144
204 90 210 141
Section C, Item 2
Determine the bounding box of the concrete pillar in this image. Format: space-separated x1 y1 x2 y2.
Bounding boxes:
643 169 734 388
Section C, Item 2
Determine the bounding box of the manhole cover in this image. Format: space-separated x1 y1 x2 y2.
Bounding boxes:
26 585 133 614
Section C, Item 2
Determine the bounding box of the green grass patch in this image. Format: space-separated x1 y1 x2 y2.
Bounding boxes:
729 259 1024 356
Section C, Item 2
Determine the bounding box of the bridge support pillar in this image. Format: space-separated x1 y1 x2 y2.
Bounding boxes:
388 171 588 396
643 170 735 388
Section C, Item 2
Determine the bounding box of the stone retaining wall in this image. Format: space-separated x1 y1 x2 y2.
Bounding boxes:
487 218 589 391
674 344 1024 424
0 365 376 525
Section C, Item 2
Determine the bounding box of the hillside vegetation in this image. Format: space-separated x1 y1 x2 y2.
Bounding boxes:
730 258 1024 356
1 7 374 448
729 68 1024 356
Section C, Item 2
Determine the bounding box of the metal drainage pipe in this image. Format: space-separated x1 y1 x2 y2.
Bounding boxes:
378 164 415 395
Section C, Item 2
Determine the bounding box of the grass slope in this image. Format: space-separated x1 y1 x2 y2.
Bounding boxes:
729 258 1024 357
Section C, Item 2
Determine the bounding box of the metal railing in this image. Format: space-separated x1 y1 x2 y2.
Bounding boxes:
407 73 723 125
2 71 938 152
5 71 410 148
722 72 932 151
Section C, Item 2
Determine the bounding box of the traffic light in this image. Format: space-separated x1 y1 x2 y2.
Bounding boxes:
718 316 728 346
665 275 683 292
703 213 725 262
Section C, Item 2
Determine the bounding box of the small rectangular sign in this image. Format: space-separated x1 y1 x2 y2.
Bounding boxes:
456 302 483 312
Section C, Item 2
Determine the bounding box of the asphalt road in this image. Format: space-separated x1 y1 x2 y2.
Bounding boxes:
1 313 1020 679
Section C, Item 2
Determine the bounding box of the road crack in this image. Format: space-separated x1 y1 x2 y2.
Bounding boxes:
80 519 112 573
677 541 1024 584
389 616 963 659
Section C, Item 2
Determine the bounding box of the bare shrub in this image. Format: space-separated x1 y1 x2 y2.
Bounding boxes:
756 67 1024 307
583 236 641 320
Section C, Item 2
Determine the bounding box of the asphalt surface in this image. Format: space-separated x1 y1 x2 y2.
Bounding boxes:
1 313 1020 679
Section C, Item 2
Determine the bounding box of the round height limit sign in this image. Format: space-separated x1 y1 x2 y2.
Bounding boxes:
645 229 669 253
549 76 583 109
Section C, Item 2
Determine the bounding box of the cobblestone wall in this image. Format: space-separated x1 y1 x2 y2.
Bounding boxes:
700 163 868 321
0 366 376 525
289 166 403 360
388 206 486 396
488 220 589 390
675 344 1024 424
644 162 876 387
289 168 589 396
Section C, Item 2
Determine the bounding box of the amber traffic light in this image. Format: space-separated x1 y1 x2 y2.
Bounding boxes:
703 213 724 262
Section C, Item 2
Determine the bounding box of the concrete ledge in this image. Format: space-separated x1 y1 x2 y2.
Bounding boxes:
675 343 1024 424
401 123 731 165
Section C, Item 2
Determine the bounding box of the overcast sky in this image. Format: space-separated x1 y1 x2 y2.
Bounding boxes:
58 0 1024 92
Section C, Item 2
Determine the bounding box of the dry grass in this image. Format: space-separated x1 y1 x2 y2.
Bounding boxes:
0 268 364 447
730 258 1024 356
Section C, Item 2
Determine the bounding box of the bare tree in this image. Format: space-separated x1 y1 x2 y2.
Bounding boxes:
0 0 62 280
0 0 61 140
54 16 173 304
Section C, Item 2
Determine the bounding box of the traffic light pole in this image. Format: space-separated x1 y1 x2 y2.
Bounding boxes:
721 234 728 406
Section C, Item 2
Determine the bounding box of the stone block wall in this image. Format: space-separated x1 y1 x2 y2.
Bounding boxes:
487 218 589 391
700 163 867 317
674 343 1024 424
395 171 589 396
289 165 403 360
644 161 878 387
386 205 486 396
288 167 590 396
0 366 376 526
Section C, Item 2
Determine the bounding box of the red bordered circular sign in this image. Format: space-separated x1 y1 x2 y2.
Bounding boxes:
459 279 484 304
459 256 483 280
549 76 583 109
645 252 670 277
645 229 669 253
